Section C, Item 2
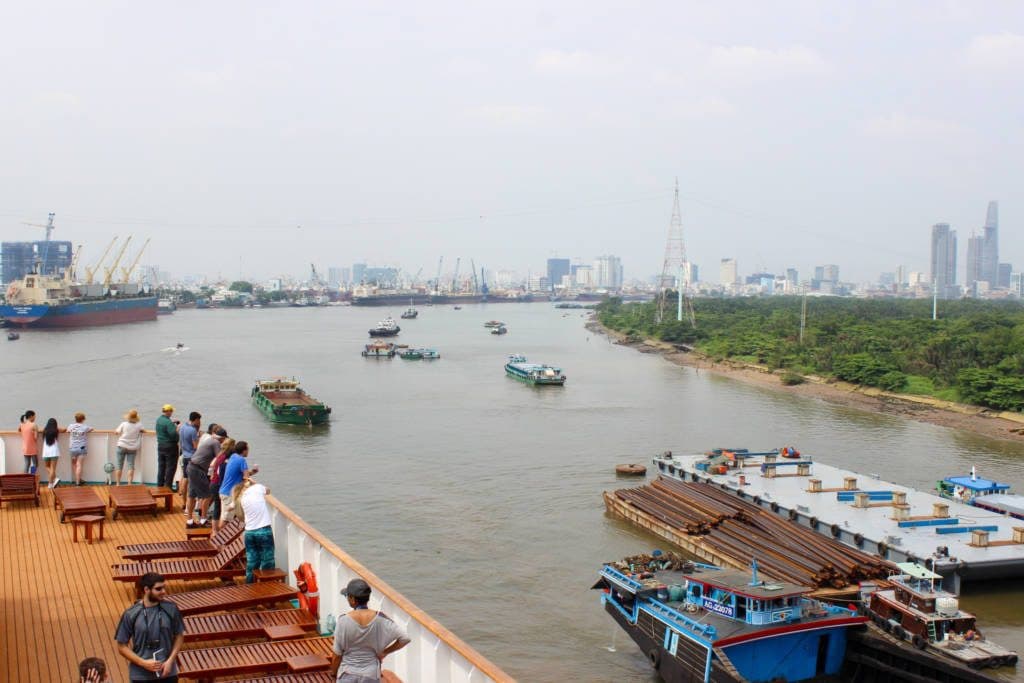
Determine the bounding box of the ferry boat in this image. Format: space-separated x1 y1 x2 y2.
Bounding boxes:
864 562 1018 668
362 340 397 358
596 555 867 682
368 316 400 337
400 307 418 319
937 468 1024 520
251 377 332 425
652 449 1024 594
504 355 565 385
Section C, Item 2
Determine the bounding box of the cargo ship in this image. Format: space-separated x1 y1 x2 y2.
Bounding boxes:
251 377 332 424
351 288 534 306
504 354 565 385
2 272 157 327
595 555 867 682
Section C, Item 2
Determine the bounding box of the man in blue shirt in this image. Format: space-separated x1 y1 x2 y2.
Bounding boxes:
177 412 201 507
218 440 257 525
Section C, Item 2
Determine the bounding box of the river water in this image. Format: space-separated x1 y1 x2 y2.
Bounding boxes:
3 303 1023 681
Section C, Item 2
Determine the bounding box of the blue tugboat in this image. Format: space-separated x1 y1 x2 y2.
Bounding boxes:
504 354 565 385
596 556 867 682
937 467 1024 520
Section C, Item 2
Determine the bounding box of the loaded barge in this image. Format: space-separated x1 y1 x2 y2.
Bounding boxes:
0 429 512 682
653 449 1024 593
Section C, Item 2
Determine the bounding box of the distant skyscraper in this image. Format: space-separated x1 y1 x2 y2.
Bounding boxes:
930 223 958 299
822 265 839 283
352 262 367 285
786 268 798 285
998 263 1012 290
546 258 570 291
592 255 623 289
720 258 737 286
966 234 984 286
982 201 999 286
1 240 73 283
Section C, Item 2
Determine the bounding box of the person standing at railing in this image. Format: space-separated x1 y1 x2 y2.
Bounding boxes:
18 410 39 474
154 404 180 489
177 411 201 502
114 409 144 486
66 412 94 486
329 578 410 683
233 477 275 583
41 417 61 488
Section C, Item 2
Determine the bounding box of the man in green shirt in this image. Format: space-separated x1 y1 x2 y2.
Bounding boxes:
155 404 180 489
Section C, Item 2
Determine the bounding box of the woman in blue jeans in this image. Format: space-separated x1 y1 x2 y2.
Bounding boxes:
233 478 275 582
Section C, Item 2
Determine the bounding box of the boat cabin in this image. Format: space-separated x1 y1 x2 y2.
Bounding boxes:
255 378 301 394
937 469 1010 503
679 567 811 627
867 562 975 643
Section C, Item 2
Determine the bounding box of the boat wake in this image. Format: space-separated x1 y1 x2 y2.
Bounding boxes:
162 345 190 353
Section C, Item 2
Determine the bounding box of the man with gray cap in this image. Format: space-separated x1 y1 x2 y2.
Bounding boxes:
186 424 226 527
329 578 410 682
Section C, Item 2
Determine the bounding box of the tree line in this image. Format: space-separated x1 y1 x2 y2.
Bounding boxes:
597 296 1024 411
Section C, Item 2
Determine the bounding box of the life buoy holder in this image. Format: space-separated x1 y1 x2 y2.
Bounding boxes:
293 562 319 617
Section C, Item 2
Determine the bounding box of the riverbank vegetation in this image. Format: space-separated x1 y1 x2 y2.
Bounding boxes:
597 296 1024 411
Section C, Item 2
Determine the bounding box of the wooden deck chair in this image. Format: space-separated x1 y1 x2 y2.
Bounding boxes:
108 485 157 519
234 673 402 683
117 518 244 561
183 608 318 643
176 635 333 680
53 487 106 522
111 535 246 583
0 474 40 507
166 581 299 616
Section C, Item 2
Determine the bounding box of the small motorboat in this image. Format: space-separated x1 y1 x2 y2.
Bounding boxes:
420 348 441 360
453 306 462 310
7 331 20 341
491 325 508 335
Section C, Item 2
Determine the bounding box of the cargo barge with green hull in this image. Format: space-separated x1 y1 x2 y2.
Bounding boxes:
251 377 332 424
504 354 566 385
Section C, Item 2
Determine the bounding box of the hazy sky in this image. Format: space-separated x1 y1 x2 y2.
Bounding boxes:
2 2 1022 284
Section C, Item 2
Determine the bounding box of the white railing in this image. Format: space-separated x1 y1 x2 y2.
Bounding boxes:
1 430 168 484
0 429 512 682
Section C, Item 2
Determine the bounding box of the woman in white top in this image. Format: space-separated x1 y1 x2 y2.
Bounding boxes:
114 409 144 485
232 478 275 582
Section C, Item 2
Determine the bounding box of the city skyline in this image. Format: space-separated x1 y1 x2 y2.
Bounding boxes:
1 4 1022 283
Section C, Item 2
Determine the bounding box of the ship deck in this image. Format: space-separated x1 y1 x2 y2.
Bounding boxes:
0 484 232 681
655 453 1024 592
260 391 323 406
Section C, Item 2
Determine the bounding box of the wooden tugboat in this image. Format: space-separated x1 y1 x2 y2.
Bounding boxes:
251 378 331 425
596 556 868 682
864 562 1018 669
362 341 396 358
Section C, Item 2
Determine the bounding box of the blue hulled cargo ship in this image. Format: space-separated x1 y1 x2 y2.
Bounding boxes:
596 557 867 682
2 268 157 328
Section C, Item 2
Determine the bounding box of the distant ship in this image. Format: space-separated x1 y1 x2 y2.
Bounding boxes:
2 271 156 328
351 287 534 306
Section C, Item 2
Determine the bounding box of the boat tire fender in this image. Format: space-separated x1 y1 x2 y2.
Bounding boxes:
830 523 840 538
877 542 888 557
752 496 761 506
854 533 865 548
647 648 661 670
771 502 780 513
788 509 798 521
912 634 927 650
808 517 818 530
293 562 320 618
893 625 906 640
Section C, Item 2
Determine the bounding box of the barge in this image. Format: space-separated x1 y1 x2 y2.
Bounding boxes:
595 555 867 682
251 377 332 425
504 354 565 386
653 449 1024 593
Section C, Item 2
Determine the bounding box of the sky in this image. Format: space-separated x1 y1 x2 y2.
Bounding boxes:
1 1 1022 285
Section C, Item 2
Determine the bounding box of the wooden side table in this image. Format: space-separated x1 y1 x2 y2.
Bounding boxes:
71 514 106 544
254 568 287 583
150 486 176 512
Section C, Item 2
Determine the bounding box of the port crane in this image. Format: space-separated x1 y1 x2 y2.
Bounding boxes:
63 245 83 282
22 212 56 242
84 236 119 284
470 259 479 294
411 267 423 288
103 236 133 286
120 238 151 282
309 263 326 289
451 257 461 293
434 256 444 294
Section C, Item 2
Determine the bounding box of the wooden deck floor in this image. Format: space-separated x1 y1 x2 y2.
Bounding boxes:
0 484 233 682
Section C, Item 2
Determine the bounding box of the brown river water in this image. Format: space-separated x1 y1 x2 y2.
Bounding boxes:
3 303 1022 681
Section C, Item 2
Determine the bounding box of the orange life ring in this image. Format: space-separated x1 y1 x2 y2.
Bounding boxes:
293 562 319 617
615 464 647 475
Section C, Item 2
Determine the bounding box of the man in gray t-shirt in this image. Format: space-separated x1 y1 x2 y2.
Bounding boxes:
330 578 410 682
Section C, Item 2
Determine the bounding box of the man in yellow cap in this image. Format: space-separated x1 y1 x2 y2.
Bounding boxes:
155 404 180 489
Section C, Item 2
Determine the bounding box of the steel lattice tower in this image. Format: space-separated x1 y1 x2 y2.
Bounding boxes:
657 179 696 326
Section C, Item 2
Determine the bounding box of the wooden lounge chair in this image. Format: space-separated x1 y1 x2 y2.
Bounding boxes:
183 608 318 643
117 518 244 561
111 536 246 584
0 474 40 507
53 487 106 522
166 581 299 616
108 485 157 519
233 673 402 683
176 636 333 680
